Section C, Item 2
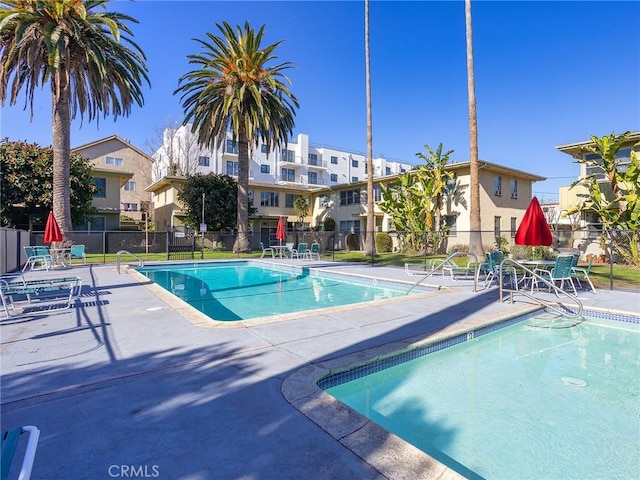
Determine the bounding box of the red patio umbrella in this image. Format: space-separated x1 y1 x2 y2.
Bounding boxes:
44 211 63 244
515 197 552 254
276 216 286 246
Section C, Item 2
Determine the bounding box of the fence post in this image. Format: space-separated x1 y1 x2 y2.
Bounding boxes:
609 229 614 290
332 232 336 262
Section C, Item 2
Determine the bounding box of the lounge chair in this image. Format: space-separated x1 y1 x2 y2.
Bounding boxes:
22 246 53 272
1 425 40 480
259 242 275 259
69 244 86 265
0 275 82 317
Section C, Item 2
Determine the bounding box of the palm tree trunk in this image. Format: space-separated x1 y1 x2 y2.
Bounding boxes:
364 0 376 256
234 124 251 253
51 82 73 241
465 0 483 257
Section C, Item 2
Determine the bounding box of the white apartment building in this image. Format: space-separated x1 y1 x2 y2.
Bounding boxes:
151 125 413 187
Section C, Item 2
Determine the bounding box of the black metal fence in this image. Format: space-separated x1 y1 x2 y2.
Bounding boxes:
2 226 637 289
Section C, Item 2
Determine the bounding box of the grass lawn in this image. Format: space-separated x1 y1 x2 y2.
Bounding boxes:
85 250 640 290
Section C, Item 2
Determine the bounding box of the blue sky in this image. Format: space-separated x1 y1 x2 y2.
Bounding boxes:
1 1 638 201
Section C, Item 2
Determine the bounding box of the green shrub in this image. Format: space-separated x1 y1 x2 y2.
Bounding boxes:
346 233 360 251
449 244 469 254
323 217 335 231
375 232 393 253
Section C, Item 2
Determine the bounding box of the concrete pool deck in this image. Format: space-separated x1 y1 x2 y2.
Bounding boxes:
1 259 638 479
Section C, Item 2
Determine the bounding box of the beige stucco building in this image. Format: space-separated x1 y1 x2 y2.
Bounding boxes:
73 136 154 231
147 159 545 251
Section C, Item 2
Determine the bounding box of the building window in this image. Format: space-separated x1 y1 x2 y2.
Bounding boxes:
385 166 391 175
88 216 106 232
198 156 210 167
494 216 501 238
92 177 106 198
339 220 361 234
308 172 318 184
123 203 138 212
330 173 338 182
248 190 254 202
331 156 338 164
339 189 361 206
285 193 299 208
510 179 518 199
261 144 267 153
260 164 270 174
585 148 632 178
510 217 517 237
400 168 406 173
351 176 358 182
281 149 295 162
281 167 295 182
351 158 359 168
226 161 239 176
445 215 457 236
124 180 136 191
260 191 279 207
226 139 239 154
374 185 382 202
106 156 123 166
308 153 318 166
494 176 502 196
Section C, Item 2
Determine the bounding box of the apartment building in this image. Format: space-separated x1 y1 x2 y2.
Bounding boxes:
73 136 154 230
151 125 413 187
556 130 639 256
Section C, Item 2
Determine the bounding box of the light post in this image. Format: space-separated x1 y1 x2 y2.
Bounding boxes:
201 192 205 259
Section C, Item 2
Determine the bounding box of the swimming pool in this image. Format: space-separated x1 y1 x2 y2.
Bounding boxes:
136 261 429 321
320 310 640 479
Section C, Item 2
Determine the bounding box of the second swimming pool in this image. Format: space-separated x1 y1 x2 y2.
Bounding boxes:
320 310 640 479
137 261 428 321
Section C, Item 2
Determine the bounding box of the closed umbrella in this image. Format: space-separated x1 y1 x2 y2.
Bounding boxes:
44 212 63 244
276 216 286 246
515 197 552 258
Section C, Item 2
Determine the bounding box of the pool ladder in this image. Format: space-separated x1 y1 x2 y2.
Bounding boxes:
498 258 583 318
116 250 144 274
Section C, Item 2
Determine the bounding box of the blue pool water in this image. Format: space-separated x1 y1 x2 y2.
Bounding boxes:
137 262 423 321
321 311 640 479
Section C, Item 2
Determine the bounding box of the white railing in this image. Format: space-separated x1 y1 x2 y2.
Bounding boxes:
499 258 583 318
116 250 144 274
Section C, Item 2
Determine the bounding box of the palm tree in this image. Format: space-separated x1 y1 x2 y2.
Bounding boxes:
464 0 483 257
175 21 299 253
0 0 149 239
364 0 376 256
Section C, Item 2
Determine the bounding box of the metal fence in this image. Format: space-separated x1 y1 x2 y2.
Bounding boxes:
2 226 637 289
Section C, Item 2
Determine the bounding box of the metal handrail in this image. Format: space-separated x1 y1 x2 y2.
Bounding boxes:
116 250 144 274
499 258 583 318
406 250 480 294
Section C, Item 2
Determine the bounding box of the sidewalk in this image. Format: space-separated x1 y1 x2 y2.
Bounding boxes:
1 261 638 479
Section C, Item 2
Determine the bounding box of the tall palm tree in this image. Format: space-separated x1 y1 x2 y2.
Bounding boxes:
364 0 375 256
0 0 149 239
464 0 483 257
175 21 299 253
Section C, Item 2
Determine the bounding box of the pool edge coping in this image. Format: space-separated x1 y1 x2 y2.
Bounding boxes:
281 305 639 480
